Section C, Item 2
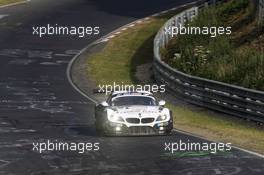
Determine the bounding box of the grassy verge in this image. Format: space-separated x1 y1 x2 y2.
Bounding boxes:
163 0 264 91
87 11 264 153
0 0 24 6
88 18 167 85
170 104 264 153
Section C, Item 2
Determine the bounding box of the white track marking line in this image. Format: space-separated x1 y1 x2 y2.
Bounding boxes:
161 10 169 14
0 0 30 9
144 17 150 20
107 35 115 39
0 14 8 19
114 31 121 35
152 13 160 17
101 38 109 43
128 24 135 27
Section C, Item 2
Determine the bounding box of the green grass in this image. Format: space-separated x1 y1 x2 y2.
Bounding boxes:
87 10 264 154
88 18 167 85
163 0 264 91
0 0 24 6
169 104 264 153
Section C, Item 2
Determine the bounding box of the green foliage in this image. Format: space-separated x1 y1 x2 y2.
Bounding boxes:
164 0 264 91
217 0 249 21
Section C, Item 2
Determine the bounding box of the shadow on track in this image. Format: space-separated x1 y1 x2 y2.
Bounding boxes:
85 0 195 18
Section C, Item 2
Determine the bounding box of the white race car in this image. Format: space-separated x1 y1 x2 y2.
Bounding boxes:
95 91 173 136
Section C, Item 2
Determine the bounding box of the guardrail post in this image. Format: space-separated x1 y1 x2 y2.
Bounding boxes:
259 0 264 25
204 2 209 8
210 0 217 5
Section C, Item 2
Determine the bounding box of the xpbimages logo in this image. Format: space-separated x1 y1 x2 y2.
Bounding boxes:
96 82 166 95
164 140 232 154
32 24 100 38
32 140 100 154
165 24 232 38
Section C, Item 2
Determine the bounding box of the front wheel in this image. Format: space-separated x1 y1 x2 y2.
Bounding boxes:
95 119 105 136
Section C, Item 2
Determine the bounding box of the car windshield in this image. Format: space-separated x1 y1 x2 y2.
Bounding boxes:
111 96 157 106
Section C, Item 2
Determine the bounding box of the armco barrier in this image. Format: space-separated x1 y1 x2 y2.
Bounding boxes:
153 0 264 122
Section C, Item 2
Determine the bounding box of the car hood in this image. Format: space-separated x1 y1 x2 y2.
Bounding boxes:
112 106 161 116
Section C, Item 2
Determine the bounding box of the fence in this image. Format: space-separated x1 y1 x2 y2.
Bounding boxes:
153 0 264 123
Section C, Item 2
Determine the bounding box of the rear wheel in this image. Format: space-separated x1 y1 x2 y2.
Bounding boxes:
167 111 173 134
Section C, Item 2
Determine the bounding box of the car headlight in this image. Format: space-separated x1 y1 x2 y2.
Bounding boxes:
108 114 125 123
156 114 168 121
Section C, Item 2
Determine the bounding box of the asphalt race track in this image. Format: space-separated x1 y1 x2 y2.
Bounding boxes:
0 0 263 174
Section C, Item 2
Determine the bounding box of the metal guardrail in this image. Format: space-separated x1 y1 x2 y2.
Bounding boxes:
153 0 264 123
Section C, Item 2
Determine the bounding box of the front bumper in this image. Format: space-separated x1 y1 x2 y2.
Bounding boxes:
99 121 173 136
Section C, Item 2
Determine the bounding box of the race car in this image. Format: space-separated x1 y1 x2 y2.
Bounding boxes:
95 91 173 136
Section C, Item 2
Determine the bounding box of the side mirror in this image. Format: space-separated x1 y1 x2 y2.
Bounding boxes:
101 101 109 107
159 100 166 106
